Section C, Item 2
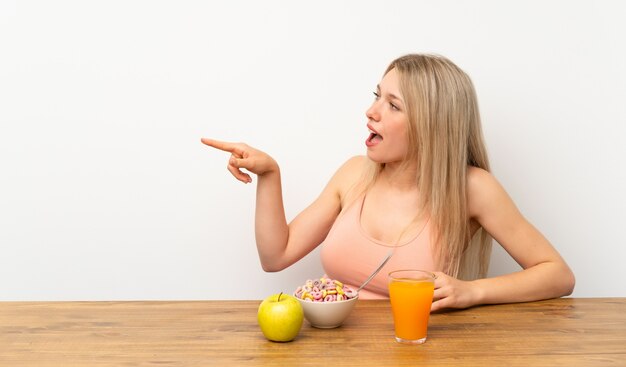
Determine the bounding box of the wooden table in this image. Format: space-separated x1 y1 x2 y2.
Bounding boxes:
1 298 624 366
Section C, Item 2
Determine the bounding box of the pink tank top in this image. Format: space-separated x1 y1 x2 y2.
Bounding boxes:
320 194 436 299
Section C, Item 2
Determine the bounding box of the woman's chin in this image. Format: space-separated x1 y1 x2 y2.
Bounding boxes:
365 150 382 162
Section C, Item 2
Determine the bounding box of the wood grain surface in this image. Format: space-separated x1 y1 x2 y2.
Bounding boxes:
1 298 624 366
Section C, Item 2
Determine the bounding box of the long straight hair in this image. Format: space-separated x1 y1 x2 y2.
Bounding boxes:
363 54 492 279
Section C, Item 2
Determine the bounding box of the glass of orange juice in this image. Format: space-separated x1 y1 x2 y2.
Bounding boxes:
388 269 436 344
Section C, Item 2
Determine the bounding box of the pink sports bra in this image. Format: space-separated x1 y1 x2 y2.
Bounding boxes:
320 194 437 299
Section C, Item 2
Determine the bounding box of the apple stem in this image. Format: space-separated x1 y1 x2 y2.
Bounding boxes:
278 292 283 302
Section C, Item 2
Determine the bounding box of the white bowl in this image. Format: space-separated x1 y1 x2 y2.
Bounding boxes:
295 296 359 328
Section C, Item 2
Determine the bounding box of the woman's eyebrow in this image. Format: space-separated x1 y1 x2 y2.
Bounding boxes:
376 84 404 103
387 93 403 103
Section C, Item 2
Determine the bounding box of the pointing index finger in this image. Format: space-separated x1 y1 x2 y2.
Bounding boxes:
201 138 243 155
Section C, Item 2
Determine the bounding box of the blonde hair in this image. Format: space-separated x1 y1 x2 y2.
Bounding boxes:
364 54 492 279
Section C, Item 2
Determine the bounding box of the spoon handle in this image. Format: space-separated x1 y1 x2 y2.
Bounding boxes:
357 250 394 292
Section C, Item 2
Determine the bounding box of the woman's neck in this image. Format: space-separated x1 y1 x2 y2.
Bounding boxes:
379 161 419 191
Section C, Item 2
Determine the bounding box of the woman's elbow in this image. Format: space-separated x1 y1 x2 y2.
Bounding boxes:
261 263 281 272
260 259 288 273
559 266 576 297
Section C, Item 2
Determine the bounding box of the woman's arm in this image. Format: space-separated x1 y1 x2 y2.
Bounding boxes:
431 167 575 311
257 156 365 271
202 138 362 272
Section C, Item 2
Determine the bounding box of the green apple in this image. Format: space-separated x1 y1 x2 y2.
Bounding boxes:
257 292 304 342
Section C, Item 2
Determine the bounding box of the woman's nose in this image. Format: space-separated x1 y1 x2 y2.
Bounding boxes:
366 101 380 121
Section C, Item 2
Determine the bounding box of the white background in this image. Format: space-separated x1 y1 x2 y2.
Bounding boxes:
1 1 624 300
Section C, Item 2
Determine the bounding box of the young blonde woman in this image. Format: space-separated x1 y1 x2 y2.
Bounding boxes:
202 54 575 311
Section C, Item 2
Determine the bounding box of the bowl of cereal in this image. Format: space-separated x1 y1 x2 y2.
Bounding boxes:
293 277 359 328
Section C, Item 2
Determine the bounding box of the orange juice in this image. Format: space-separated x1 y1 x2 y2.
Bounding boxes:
388 270 435 344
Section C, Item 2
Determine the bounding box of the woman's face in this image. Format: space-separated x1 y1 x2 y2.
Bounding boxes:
365 68 410 164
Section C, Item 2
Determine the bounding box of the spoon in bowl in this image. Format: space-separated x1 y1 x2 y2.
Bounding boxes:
356 250 394 293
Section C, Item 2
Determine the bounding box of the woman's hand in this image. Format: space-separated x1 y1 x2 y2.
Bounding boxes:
431 272 482 312
201 138 279 183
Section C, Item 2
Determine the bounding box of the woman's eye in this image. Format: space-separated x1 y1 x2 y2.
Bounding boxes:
373 91 380 100
390 102 400 111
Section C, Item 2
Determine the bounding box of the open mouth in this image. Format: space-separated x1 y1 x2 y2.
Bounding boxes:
366 128 383 146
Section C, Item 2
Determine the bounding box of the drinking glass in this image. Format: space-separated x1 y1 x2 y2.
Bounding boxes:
388 269 436 344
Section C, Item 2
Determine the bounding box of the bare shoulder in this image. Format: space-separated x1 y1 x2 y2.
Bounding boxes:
467 166 498 191
466 166 512 219
332 155 368 185
339 155 368 175
327 155 368 200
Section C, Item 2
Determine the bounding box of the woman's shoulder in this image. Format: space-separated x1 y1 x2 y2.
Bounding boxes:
467 166 506 191
466 166 510 218
330 155 368 184
328 155 369 200
341 155 368 172
467 166 493 186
